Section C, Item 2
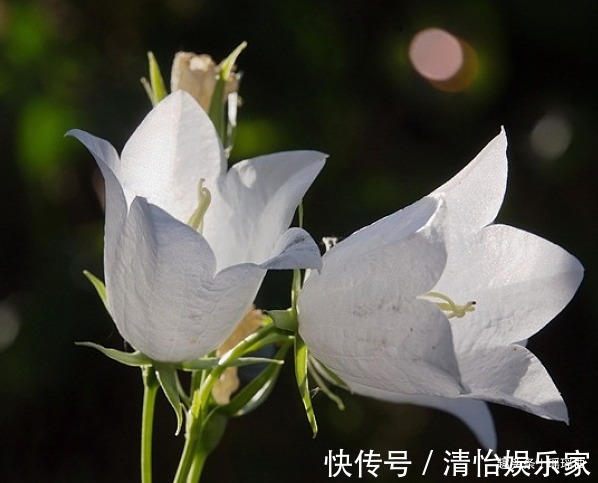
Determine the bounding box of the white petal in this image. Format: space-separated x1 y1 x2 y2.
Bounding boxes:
203 150 326 270
110 198 263 362
299 198 462 397
259 227 322 271
119 91 225 223
347 385 497 450
434 224 584 350
457 345 568 422
432 128 507 233
326 197 447 268
66 129 120 171
310 197 447 297
423 398 496 450
66 129 127 289
302 300 462 397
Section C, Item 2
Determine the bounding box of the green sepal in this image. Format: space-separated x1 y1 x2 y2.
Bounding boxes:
308 358 345 411
154 362 183 435
294 334 318 437
220 343 291 417
141 51 168 106
178 356 284 372
76 341 152 367
83 270 108 311
208 42 246 144
220 42 247 81
311 356 351 391
268 308 297 332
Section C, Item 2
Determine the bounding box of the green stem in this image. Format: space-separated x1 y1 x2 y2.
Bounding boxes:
173 415 200 483
186 437 209 483
141 366 159 483
173 408 221 482
195 324 278 416
173 324 281 482
186 410 228 483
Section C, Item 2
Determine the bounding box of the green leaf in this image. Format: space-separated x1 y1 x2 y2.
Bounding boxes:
208 42 247 145
294 334 318 437
140 77 154 105
219 325 292 356
220 42 247 81
178 356 283 372
197 411 228 455
76 342 152 367
311 356 351 391
308 358 345 411
83 270 108 311
154 363 183 435
141 51 168 106
221 343 291 417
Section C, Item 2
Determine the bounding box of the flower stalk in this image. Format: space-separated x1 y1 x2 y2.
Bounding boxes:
141 366 159 483
173 322 291 482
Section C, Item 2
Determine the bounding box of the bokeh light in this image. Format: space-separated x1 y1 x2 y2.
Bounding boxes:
530 113 573 161
408 27 478 92
409 28 462 81
0 302 20 352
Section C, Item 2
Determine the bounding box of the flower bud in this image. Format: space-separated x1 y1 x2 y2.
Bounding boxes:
170 52 239 112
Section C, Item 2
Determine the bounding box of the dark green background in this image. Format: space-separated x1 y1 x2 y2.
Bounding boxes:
1 0 596 481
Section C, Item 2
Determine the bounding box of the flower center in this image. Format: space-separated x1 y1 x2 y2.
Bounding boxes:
188 178 212 233
425 291 476 319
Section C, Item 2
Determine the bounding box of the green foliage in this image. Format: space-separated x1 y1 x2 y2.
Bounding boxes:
294 334 318 437
83 270 107 310
221 342 291 417
154 363 184 434
75 342 152 367
142 52 168 106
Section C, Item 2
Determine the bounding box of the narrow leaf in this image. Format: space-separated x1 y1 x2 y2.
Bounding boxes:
310 356 351 391
220 42 247 80
179 356 284 372
83 270 108 311
154 363 183 434
76 342 152 367
295 334 318 437
221 343 290 417
140 77 154 104
217 326 292 359
208 42 247 144
148 51 168 105
308 358 345 411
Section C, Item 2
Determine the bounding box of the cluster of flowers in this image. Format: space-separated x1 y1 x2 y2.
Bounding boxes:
70 47 583 454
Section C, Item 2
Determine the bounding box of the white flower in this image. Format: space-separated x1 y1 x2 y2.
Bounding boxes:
298 129 583 448
69 91 325 362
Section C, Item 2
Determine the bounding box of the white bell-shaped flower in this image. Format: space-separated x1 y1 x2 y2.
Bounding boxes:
298 129 583 448
69 91 325 362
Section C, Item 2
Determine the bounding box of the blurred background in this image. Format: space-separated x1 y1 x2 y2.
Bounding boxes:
1 0 596 481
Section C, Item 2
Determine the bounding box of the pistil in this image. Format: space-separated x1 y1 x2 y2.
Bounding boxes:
425 291 476 319
188 178 212 233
